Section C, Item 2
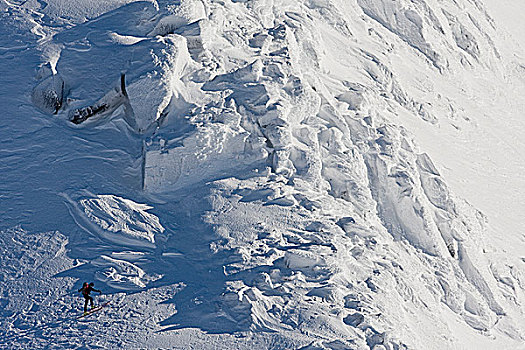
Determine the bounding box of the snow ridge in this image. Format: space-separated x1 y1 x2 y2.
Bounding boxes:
1 0 525 348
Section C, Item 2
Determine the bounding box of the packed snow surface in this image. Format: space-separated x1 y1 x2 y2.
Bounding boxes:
1 0 525 349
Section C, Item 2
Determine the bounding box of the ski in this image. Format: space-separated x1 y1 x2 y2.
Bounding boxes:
77 300 112 320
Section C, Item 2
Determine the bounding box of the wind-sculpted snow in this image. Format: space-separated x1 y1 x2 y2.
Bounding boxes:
442 10 481 60
31 69 65 114
3 0 525 348
92 254 162 290
76 194 164 246
357 0 443 68
356 0 499 69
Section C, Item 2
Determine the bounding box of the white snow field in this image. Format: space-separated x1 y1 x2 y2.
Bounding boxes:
1 0 525 348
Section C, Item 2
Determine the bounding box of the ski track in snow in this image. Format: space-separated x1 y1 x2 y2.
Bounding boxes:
1 0 525 349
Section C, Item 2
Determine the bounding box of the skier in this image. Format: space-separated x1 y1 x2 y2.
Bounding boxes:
78 282 102 313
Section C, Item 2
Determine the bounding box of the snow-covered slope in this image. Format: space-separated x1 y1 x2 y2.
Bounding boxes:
1 0 525 349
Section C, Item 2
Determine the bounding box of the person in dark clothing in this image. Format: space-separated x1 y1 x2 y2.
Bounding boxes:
78 282 102 313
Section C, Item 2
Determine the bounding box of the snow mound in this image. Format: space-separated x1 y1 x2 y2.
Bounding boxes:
78 194 163 247
48 2 196 132
92 255 162 290
126 34 194 133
